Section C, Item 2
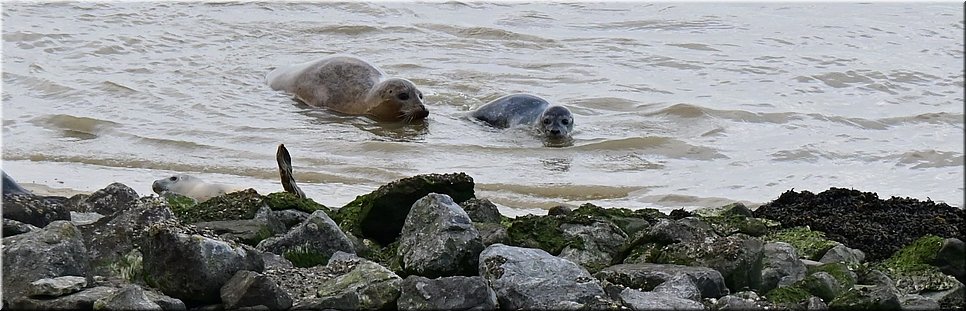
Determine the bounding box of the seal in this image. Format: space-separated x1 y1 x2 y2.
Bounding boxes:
470 93 575 144
266 55 430 123
2 170 30 195
152 174 243 202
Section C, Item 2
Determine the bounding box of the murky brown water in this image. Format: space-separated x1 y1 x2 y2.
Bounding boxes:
2 2 963 215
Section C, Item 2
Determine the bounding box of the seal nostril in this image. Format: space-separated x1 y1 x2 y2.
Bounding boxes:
550 129 561 135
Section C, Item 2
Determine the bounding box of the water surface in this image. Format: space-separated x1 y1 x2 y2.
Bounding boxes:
3 2 963 215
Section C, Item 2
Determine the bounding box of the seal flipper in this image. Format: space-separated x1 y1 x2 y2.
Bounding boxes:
276 144 306 199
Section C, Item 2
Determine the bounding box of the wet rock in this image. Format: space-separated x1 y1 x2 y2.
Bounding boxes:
140 225 264 305
802 272 844 302
695 203 774 237
479 244 605 310
507 203 660 257
753 187 965 262
618 288 705 310
474 222 509 246
2 192 70 227
3 218 38 236
595 263 728 299
807 296 828 311
79 197 175 280
397 275 498 310
93 284 162 311
2 220 90 300
256 210 355 268
170 188 266 224
829 284 900 310
263 191 332 215
220 270 292 311
765 226 840 261
880 235 964 308
819 243 866 265
335 172 475 245
271 209 310 230
292 254 402 310
69 182 140 216
548 205 572 216
713 291 771 310
195 205 286 246
27 276 87 298
398 193 484 277
645 217 717 245
460 197 502 223
657 233 766 292
933 237 965 283
899 294 941 310
759 242 807 293
558 220 628 273
652 273 702 301
262 252 294 269
7 286 117 310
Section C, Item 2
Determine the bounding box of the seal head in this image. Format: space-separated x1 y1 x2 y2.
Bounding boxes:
537 105 574 142
366 78 429 122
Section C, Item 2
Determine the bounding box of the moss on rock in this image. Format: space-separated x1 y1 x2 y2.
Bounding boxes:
765 284 812 305
283 244 331 268
335 173 475 246
765 226 838 260
170 189 265 224
265 192 332 215
881 235 943 274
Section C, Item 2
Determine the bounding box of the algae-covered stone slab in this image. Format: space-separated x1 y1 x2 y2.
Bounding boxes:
335 172 475 245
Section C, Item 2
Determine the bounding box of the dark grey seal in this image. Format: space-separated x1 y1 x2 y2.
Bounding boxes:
470 93 574 145
2 170 30 195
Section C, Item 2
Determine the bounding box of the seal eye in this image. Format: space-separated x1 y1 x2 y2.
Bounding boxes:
417 92 423 99
561 119 570 125
397 93 410 100
169 176 177 181
543 119 551 125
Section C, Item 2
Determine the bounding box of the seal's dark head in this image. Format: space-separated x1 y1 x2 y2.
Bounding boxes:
537 105 574 145
368 78 429 123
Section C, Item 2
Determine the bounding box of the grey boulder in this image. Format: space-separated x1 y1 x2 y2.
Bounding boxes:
397 275 498 310
2 220 90 301
479 244 606 310
398 193 484 277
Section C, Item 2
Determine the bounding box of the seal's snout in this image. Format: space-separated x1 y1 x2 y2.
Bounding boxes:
152 180 164 194
413 106 429 120
550 129 562 136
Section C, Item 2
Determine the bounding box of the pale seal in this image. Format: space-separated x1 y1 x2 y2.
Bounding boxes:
470 93 575 144
152 174 243 202
266 55 429 123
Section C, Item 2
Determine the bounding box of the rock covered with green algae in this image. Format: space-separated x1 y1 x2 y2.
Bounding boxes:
753 187 965 262
879 235 965 308
334 172 476 246
292 252 403 310
169 188 265 224
764 226 840 261
255 210 355 268
505 203 663 271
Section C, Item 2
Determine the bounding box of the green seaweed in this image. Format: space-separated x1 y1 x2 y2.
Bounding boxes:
765 284 812 305
880 235 943 274
265 192 332 215
284 245 331 268
765 226 838 260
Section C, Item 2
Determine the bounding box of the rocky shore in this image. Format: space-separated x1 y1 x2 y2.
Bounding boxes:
3 172 964 310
